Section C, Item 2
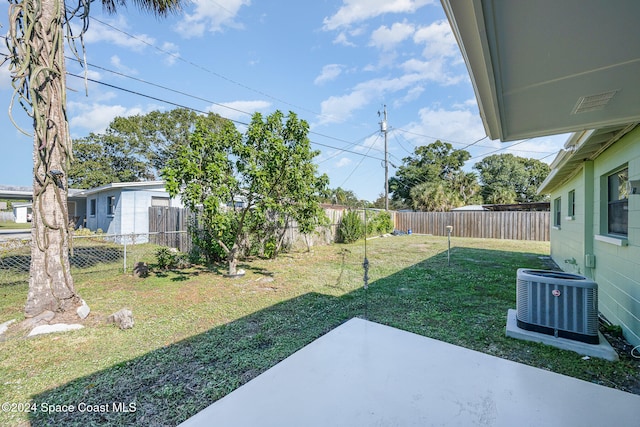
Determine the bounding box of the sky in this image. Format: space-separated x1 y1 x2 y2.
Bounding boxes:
0 0 569 202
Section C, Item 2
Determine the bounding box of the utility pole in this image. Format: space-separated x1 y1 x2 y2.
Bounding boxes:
379 105 389 211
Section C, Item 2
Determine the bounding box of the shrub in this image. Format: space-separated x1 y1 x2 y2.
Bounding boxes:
366 211 394 236
155 247 190 270
188 211 237 265
338 210 363 243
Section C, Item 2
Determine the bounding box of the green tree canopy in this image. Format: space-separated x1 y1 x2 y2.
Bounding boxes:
69 108 207 188
163 110 329 275
320 187 361 207
388 140 472 209
473 154 550 204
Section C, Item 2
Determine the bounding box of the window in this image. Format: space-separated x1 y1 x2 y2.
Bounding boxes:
107 196 116 216
607 167 628 236
90 199 96 216
151 197 170 207
553 197 561 227
568 190 575 218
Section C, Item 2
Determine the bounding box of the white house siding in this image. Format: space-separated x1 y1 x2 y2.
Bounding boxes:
119 189 174 237
12 204 31 223
591 129 640 346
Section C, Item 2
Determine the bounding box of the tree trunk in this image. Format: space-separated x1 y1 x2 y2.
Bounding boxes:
227 245 238 276
24 0 82 318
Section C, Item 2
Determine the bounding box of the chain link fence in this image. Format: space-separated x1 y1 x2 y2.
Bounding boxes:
0 231 188 287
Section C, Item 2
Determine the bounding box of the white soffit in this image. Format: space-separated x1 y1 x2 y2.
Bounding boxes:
442 0 640 141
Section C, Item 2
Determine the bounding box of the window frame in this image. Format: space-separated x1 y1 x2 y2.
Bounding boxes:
553 197 561 228
606 167 628 237
567 189 575 219
89 199 96 217
107 196 116 216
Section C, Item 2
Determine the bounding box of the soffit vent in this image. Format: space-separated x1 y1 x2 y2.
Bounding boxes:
572 90 618 114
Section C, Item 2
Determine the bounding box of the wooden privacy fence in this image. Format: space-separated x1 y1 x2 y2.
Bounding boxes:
395 211 550 241
149 206 193 252
148 207 348 252
149 207 549 247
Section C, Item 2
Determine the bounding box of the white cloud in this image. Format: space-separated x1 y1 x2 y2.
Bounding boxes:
68 103 147 134
0 63 13 91
82 16 155 51
394 86 425 107
333 32 357 47
318 89 372 125
64 69 105 97
323 0 433 31
411 107 486 145
110 55 138 75
175 0 251 38
318 68 462 126
453 98 478 109
206 100 271 121
160 42 181 66
392 105 488 163
314 64 344 85
413 20 459 59
400 58 464 86
369 21 415 51
335 157 353 168
356 133 385 153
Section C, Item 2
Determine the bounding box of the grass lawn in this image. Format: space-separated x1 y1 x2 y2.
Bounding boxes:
1 235 638 426
0 221 30 230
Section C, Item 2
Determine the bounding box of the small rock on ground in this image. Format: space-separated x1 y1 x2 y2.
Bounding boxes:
0 319 16 336
28 323 84 337
77 299 91 319
108 308 134 329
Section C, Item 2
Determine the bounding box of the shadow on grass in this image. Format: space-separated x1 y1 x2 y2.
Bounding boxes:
28 246 628 426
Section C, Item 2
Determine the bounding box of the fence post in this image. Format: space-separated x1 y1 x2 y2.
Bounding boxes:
123 237 127 273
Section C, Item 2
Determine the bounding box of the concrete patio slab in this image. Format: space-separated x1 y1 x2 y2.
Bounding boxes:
180 317 640 427
505 309 619 361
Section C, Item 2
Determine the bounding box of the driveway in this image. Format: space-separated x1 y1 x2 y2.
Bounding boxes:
0 229 31 242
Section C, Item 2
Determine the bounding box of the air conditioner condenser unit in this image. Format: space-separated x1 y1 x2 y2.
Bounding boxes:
516 269 599 344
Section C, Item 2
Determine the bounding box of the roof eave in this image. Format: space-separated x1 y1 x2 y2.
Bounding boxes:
441 0 503 140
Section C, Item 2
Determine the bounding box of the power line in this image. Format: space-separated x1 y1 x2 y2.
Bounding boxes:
392 127 554 155
467 138 532 161
65 55 387 158
88 16 327 120
339 135 380 188
316 130 380 165
65 72 387 162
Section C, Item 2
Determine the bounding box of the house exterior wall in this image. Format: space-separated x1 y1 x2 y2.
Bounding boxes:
549 128 640 346
549 169 587 276
119 189 175 235
85 190 120 234
12 205 30 223
68 197 87 229
83 186 182 239
591 129 640 346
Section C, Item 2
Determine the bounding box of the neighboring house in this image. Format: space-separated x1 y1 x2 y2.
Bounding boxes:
68 189 88 229
10 190 86 227
77 181 182 236
442 1 640 346
12 203 32 223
